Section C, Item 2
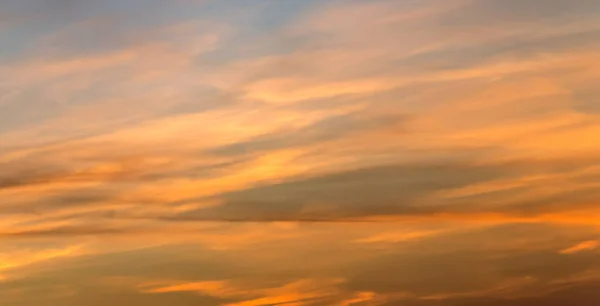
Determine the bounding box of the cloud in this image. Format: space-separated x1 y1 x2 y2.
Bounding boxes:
223 279 345 306
378 280 600 306
353 230 445 244
560 240 600 254
164 160 502 221
205 111 407 157
2 0 600 305
0 225 131 238
144 280 234 296
243 77 400 104
0 244 84 270
163 156 600 223
341 223 600 300
142 278 347 306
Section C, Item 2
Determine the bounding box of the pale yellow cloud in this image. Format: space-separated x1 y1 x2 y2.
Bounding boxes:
421 276 539 301
560 240 600 254
337 291 382 306
243 77 399 104
224 279 345 306
145 280 234 296
353 230 445 244
143 278 347 306
0 244 86 277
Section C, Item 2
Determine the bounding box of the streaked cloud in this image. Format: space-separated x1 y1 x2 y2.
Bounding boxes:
2 0 600 305
560 240 600 254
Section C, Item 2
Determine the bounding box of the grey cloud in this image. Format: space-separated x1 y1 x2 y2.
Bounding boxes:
343 223 600 298
412 223 599 254
379 280 600 306
52 290 226 306
0 153 151 191
0 0 212 63
439 0 600 27
572 86 600 115
163 155 600 222
0 151 239 191
0 244 249 306
0 185 118 215
347 251 499 296
167 160 509 222
442 154 600 215
162 88 241 117
0 163 68 190
307 282 600 306
0 87 69 133
0 152 252 219
0 225 131 238
430 178 600 218
395 28 600 76
62 244 246 280
6 152 597 224
499 187 600 217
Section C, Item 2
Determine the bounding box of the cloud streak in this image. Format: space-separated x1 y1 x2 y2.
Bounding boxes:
2 0 600 305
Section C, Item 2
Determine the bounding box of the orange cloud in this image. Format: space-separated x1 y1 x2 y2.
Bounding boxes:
145 280 234 296
143 278 346 306
0 244 86 276
2 1 600 305
353 229 445 244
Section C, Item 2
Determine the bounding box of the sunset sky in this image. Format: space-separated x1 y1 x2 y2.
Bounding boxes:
1 0 600 305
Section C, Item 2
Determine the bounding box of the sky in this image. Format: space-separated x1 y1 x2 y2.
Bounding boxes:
1 0 600 305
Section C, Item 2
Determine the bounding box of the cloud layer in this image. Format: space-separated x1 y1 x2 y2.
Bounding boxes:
1 0 600 305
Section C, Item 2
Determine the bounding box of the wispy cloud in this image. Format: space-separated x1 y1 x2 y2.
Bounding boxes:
560 240 600 254
2 0 600 305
